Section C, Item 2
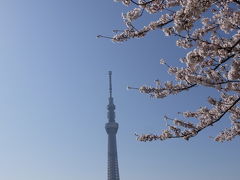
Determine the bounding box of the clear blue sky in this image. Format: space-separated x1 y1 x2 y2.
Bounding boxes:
0 1 239 180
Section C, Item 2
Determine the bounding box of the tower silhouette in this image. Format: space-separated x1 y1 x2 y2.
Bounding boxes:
105 71 120 180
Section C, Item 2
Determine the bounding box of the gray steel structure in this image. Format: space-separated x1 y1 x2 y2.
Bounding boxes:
105 71 120 180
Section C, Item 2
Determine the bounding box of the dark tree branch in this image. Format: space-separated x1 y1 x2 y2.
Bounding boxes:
141 96 240 141
233 0 240 5
213 54 235 70
130 0 157 6
178 96 240 139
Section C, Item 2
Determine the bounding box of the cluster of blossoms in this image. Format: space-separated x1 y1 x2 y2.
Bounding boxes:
122 8 142 23
111 0 240 142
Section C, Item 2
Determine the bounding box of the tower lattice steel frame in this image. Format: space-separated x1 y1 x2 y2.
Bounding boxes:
105 71 120 180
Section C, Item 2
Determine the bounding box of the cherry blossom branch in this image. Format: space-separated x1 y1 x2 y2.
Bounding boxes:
207 96 240 127
230 38 240 50
212 80 240 85
136 96 240 141
109 0 240 142
130 0 158 6
233 0 240 5
173 32 231 51
213 54 235 70
212 38 239 70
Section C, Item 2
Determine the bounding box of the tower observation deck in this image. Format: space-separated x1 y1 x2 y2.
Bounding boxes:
105 71 120 180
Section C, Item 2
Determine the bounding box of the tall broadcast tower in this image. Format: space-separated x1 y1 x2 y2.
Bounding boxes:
105 71 120 180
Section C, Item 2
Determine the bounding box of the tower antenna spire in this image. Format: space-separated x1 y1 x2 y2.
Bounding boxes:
108 71 112 98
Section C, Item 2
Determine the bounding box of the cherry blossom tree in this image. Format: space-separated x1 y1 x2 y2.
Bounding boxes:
99 0 240 142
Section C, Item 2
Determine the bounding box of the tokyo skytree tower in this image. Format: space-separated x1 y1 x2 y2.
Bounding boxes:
105 71 120 180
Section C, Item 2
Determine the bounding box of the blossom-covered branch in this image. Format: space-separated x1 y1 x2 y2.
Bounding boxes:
109 0 240 141
136 95 240 141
